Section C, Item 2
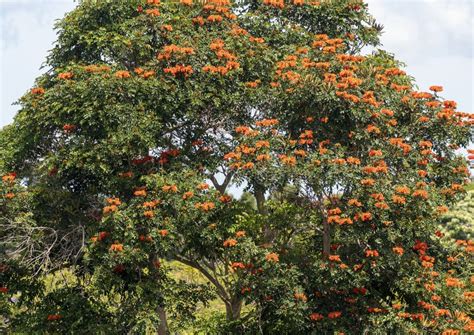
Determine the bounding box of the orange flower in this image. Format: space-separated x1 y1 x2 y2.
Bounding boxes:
145 8 160 16
392 246 404 255
182 191 194 200
31 87 45 95
348 198 362 207
392 195 406 205
103 205 118 214
58 72 73 80
328 311 342 319
106 197 121 206
365 249 379 257
219 194 232 203
446 277 464 288
109 243 124 252
265 252 279 262
359 212 372 221
361 179 375 186
223 238 237 247
158 229 168 237
309 312 323 321
255 140 270 149
162 185 178 193
144 210 154 218
412 189 428 199
63 124 76 132
115 70 131 78
5 193 15 199
194 202 215 211
235 230 246 238
134 189 147 197
328 255 341 262
1 173 16 183
294 292 307 302
197 183 209 190
256 154 270 161
429 85 443 92
231 262 245 269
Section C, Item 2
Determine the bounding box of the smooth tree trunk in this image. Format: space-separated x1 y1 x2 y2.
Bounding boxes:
157 306 168 335
225 296 243 321
322 218 330 259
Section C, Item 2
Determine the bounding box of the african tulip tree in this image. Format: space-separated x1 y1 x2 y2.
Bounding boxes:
1 0 473 334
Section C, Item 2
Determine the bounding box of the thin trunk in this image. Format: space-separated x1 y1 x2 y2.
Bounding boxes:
225 296 243 321
254 184 274 243
322 218 330 258
157 306 168 335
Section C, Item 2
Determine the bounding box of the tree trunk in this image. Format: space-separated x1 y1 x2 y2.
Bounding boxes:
254 184 274 244
225 296 243 321
322 218 330 259
157 306 168 335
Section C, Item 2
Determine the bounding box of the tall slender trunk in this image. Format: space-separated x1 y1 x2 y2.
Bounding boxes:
157 306 168 335
322 218 330 258
254 183 274 243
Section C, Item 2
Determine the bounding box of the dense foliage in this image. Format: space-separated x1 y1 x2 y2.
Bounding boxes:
1 0 473 334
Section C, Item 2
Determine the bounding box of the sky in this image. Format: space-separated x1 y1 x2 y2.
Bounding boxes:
1 0 473 129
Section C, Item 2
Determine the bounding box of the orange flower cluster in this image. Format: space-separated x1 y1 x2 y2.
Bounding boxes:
109 243 124 252
58 72 73 80
412 189 428 199
365 249 379 257
392 195 406 205
134 189 147 197
84 64 110 73
157 45 194 60
235 230 246 238
194 201 215 211
263 0 284 8
223 238 237 247
265 252 279 262
231 262 245 269
255 119 279 127
445 277 464 288
31 87 45 95
203 39 240 75
219 194 232 203
139 234 153 242
392 246 404 255
134 68 155 78
115 70 131 78
145 8 160 16
328 255 341 262
309 312 324 321
62 124 76 133
164 64 194 77
162 184 178 193
158 229 168 237
294 292 307 302
2 173 16 183
328 311 342 319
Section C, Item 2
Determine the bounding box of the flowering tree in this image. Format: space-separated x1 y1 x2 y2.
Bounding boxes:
1 0 473 334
